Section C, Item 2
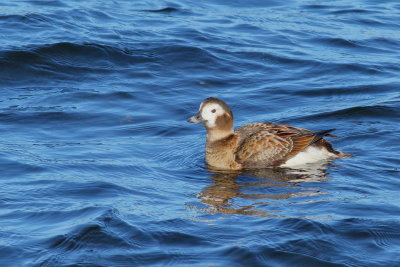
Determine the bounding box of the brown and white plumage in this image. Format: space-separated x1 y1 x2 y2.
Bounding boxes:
187 97 347 170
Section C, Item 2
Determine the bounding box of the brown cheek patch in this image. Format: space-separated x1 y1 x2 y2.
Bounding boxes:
216 113 233 131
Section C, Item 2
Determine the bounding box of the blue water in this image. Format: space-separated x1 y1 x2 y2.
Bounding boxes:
1 0 400 266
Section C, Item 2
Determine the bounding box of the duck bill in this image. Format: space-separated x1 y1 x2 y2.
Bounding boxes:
187 112 205 123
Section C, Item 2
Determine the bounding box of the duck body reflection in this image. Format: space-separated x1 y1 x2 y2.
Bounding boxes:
187 98 349 217
197 161 335 217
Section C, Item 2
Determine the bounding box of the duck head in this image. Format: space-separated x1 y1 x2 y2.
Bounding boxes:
187 97 234 142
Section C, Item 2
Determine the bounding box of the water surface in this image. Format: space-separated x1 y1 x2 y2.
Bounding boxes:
1 0 400 266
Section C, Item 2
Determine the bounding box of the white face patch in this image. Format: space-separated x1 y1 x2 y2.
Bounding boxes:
200 103 225 128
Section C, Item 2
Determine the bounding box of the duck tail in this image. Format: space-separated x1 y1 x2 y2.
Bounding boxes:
311 129 336 144
313 131 352 158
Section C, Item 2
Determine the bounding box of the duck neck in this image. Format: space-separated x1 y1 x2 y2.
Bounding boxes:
205 112 234 143
206 127 234 143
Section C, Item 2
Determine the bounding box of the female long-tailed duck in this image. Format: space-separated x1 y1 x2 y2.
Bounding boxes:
187 97 348 170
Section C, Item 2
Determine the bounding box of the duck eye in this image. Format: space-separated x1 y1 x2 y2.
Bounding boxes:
211 109 216 113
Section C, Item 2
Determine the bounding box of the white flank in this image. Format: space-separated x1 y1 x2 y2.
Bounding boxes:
281 146 336 168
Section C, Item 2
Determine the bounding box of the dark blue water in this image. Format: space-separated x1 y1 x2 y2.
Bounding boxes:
1 0 400 266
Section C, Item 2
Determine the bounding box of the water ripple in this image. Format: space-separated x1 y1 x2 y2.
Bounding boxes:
1 0 400 266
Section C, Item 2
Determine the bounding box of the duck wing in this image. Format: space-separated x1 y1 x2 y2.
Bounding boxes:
235 123 335 167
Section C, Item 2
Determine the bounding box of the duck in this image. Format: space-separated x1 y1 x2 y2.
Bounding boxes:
187 97 348 170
